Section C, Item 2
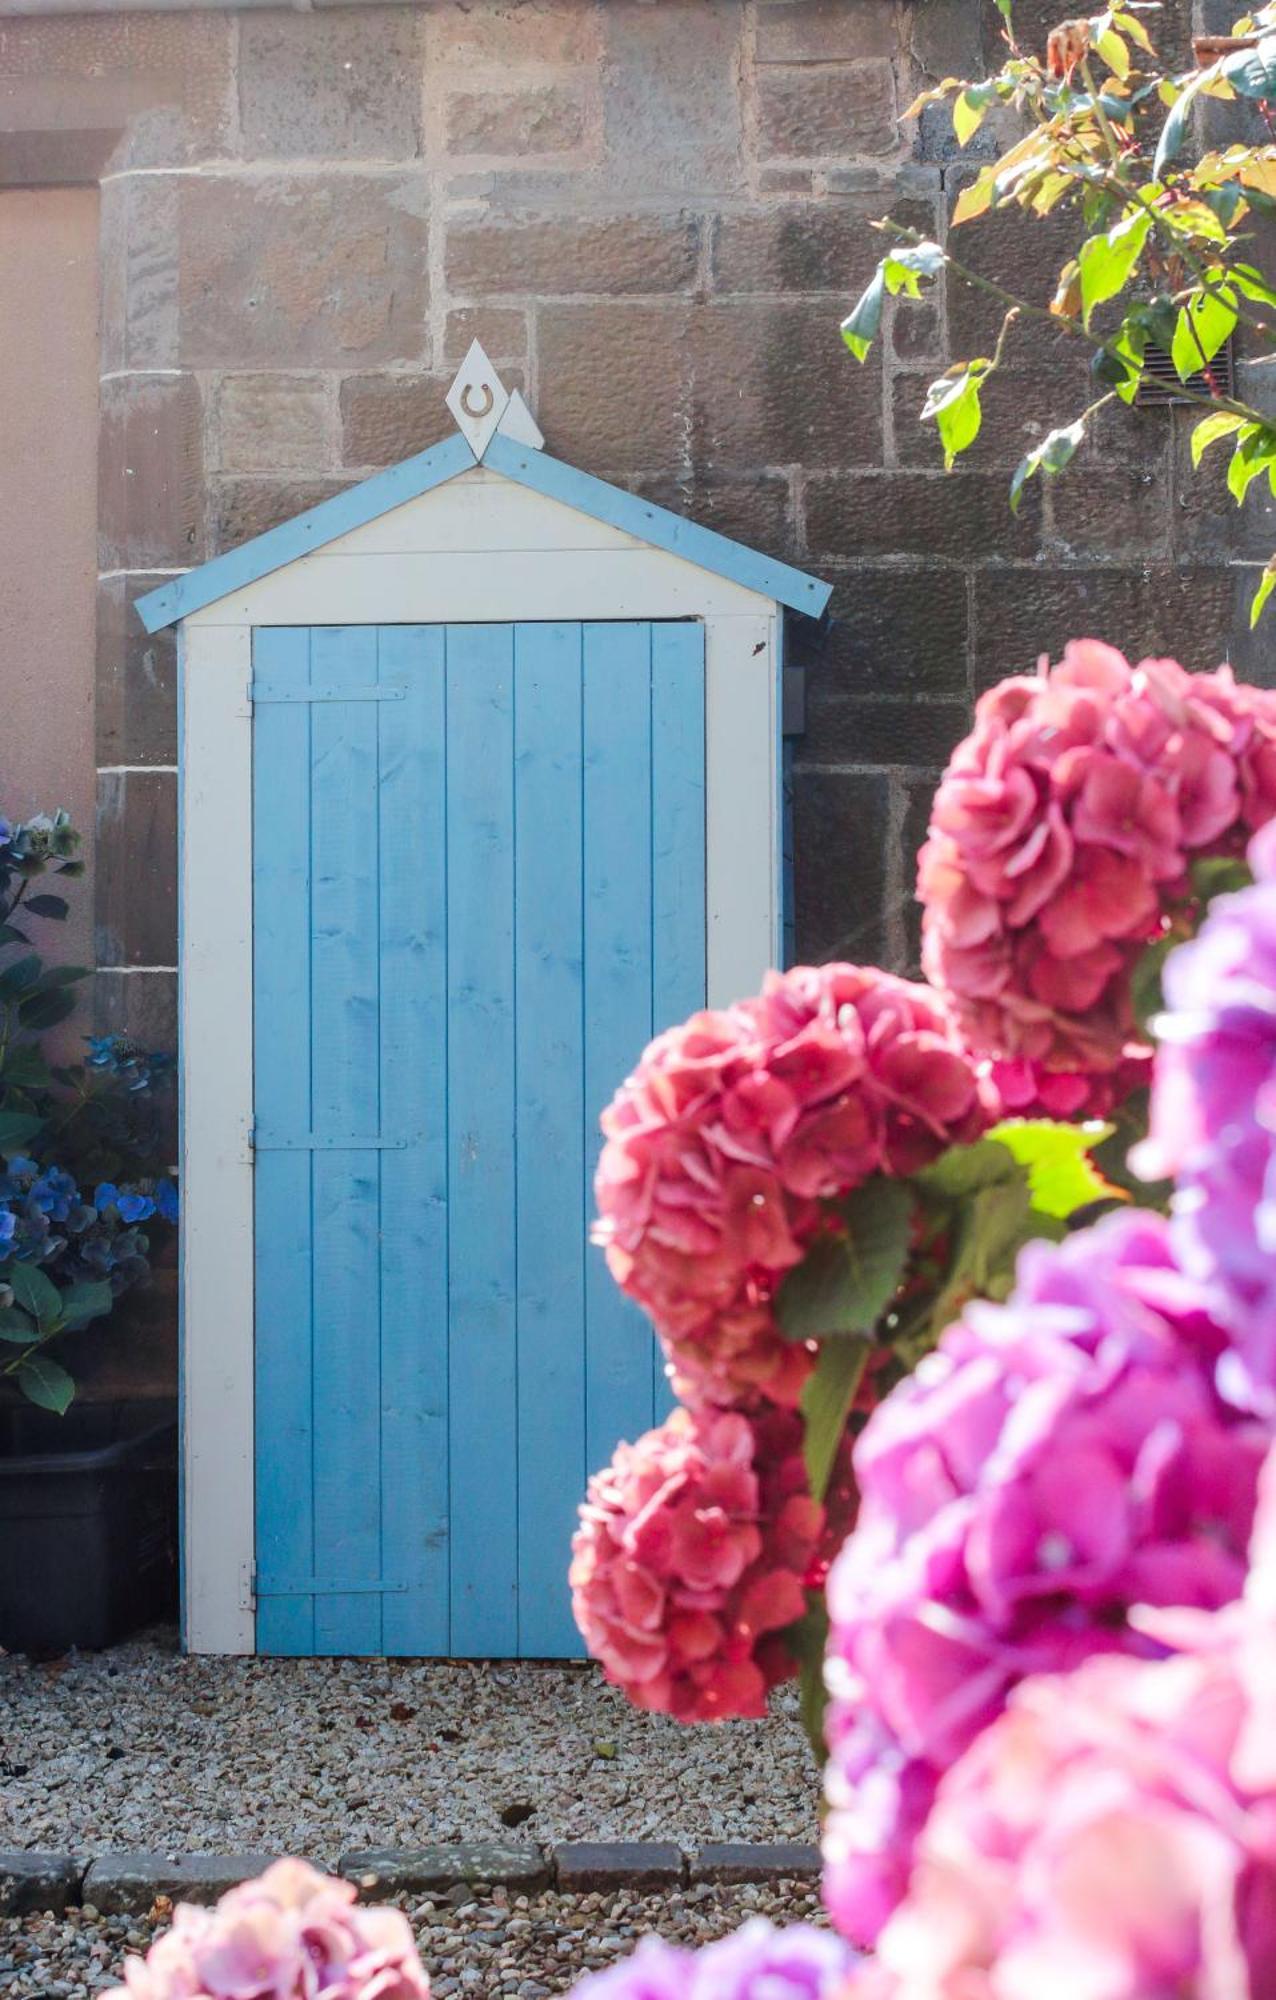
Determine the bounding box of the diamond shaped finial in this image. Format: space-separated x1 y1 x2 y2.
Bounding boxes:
497 389 544 451
446 340 509 460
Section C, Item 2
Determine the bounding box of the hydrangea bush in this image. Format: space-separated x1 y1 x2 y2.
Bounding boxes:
0 808 176 1413
110 636 1276 2000
572 634 1276 1994
107 1861 431 2000
842 1449 1276 1999
593 962 997 1410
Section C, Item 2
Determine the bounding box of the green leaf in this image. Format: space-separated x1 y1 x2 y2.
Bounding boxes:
953 84 996 146
1227 425 1276 503
1190 854 1253 902
780 1593 830 1765
913 1135 1018 1201
58 1279 114 1329
0 954 42 1000
1171 288 1238 379
1109 320 1148 404
1221 32 1276 97
985 1118 1119 1219
800 1337 869 1503
953 170 997 227
882 241 947 295
1113 9 1156 54
775 1177 914 1344
1230 262 1276 309
1130 931 1177 1034
1 1047 50 1090
1010 418 1085 512
9 1261 64 1331
16 1353 74 1415
0 1306 38 1344
0 924 30 947
1078 210 1152 327
1094 25 1130 76
18 987 77 1033
1092 1089 1169 1206
1192 409 1248 466
0 1109 43 1150
994 0 1012 24
22 894 69 920
841 266 885 361
1155 72 1205 176
1252 563 1276 627
922 362 987 468
927 1171 1045 1339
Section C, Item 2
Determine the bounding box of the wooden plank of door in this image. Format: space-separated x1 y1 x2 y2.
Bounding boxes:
582 622 657 1465
308 626 384 1655
377 625 451 1656
446 623 519 1656
650 621 707 1416
252 626 317 1657
512 622 586 1658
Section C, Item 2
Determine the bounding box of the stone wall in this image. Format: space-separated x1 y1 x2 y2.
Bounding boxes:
2 0 1270 1046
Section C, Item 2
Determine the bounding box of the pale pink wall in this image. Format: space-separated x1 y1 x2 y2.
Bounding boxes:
0 187 99 986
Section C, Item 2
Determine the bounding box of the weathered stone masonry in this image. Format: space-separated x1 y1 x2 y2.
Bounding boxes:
2 0 1270 1060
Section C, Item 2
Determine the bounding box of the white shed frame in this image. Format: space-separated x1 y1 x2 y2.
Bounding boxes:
137 373 832 1654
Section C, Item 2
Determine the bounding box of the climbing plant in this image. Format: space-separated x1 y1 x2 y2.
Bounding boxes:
842 1 1276 620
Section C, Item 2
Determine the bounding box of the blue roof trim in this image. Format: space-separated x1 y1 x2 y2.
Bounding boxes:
484 434 832 616
136 428 832 632
134 433 478 633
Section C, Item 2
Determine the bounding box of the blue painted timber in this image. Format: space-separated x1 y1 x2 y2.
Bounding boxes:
252 621 707 1657
135 438 831 634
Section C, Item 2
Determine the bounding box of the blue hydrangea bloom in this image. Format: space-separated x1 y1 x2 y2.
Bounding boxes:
31 1166 79 1221
94 1182 157 1224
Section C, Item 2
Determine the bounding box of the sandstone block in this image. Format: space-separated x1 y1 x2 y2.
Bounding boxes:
237 9 423 160
446 213 699 298
755 61 897 159
179 174 429 368
95 771 177 970
97 373 203 571
213 374 334 474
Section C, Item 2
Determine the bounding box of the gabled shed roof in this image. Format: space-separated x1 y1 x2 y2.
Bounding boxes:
135 428 832 635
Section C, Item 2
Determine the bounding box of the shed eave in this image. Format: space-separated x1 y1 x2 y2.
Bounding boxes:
135 433 832 635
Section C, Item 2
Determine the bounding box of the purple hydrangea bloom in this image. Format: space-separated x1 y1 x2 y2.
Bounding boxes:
567 1925 853 2000
821 1209 1269 1948
688 1921 852 2000
1139 821 1276 1408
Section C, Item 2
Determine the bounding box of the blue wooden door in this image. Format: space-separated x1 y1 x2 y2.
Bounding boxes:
251 622 706 1657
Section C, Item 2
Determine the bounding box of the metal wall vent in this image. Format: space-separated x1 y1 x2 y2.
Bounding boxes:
1134 334 1236 406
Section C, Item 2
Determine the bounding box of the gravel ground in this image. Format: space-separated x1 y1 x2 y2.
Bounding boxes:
0 1627 818 1859
0 1880 831 1999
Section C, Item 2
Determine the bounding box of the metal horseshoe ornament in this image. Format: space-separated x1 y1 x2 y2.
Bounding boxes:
460 382 495 421
446 342 509 459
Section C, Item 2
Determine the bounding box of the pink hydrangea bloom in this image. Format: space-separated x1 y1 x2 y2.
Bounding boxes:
837 1449 1276 2000
571 1404 855 1721
821 1210 1269 1946
106 1861 430 2000
920 640 1276 1110
594 964 994 1409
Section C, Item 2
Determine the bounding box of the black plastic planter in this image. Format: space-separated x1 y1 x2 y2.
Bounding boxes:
0 1401 177 1655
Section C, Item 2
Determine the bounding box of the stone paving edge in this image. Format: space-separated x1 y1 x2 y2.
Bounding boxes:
0 1843 823 1915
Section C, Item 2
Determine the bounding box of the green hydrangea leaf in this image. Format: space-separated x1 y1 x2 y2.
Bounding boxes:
986 1118 1120 1219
